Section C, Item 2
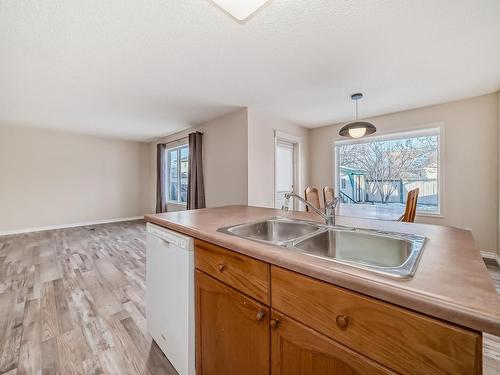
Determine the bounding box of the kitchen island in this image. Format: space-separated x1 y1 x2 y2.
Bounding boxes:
145 205 500 374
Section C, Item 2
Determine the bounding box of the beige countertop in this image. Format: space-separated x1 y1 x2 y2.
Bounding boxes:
145 205 500 336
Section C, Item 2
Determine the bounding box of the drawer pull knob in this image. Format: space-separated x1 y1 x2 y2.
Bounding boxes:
218 264 226 272
256 310 265 321
336 315 348 329
270 318 280 329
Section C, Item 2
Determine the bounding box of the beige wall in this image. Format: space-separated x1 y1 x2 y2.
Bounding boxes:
150 108 310 212
149 109 248 212
0 125 150 232
498 91 500 256
247 109 309 208
309 93 499 252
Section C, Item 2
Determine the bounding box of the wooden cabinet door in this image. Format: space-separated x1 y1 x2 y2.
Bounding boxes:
195 270 270 375
270 310 395 375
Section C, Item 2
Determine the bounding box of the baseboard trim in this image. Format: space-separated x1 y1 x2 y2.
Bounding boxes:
0 216 144 236
481 250 500 266
481 250 496 259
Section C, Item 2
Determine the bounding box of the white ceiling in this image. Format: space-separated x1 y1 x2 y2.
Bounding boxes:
1 0 499 141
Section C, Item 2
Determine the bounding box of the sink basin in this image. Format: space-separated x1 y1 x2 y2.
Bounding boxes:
222 218 321 245
293 228 424 277
218 217 425 278
294 229 411 266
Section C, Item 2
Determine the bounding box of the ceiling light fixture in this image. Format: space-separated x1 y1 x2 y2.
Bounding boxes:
339 93 377 139
209 0 271 22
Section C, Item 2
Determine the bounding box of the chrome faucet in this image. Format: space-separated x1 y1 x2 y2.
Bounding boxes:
282 192 340 226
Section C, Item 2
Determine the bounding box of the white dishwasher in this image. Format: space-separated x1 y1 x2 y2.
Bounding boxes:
146 223 195 375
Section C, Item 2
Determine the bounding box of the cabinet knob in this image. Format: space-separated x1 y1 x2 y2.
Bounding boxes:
218 264 226 272
336 315 348 329
256 310 265 321
270 318 280 329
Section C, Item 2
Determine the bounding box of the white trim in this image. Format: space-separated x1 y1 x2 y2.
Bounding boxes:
166 202 187 212
0 216 144 236
481 250 500 266
334 123 443 146
332 122 445 217
166 201 188 207
414 211 445 218
274 130 301 143
481 250 497 260
167 202 187 207
164 137 189 149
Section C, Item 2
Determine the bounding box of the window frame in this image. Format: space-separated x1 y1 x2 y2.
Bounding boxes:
166 144 189 206
333 123 445 218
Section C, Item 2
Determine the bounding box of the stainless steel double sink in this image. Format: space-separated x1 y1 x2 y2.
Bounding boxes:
218 217 426 278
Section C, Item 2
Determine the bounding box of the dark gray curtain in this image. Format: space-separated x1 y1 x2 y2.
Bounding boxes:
156 143 167 213
187 132 206 210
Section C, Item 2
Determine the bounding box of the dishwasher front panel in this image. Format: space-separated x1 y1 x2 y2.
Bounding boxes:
146 223 195 375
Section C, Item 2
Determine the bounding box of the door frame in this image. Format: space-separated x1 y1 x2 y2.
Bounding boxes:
274 130 301 210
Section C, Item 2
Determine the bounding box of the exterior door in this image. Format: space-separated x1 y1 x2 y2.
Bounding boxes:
270 310 394 375
275 140 296 209
195 270 270 375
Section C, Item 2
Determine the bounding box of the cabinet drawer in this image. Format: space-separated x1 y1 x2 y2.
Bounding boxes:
271 266 482 375
195 240 270 304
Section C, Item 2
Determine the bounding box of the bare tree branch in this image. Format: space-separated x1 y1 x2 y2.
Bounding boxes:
339 136 438 202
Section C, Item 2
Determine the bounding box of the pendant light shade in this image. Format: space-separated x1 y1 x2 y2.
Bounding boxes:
339 121 377 138
339 93 376 139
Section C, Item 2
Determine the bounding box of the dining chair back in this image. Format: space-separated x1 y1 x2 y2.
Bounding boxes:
304 187 321 212
323 186 335 207
400 188 419 222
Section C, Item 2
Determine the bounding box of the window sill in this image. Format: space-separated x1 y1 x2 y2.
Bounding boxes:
416 211 443 219
167 202 187 208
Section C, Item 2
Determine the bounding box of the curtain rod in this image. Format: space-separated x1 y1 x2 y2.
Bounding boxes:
160 131 203 145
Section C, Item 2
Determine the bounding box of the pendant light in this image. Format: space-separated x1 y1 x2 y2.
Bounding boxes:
339 93 376 139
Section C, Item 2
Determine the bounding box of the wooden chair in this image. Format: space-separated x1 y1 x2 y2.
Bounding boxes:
323 186 334 207
304 187 321 212
399 188 419 222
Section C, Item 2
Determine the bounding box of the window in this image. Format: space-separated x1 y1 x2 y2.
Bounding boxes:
335 128 441 215
166 145 189 204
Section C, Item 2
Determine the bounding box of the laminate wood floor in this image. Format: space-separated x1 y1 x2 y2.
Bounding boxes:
1 220 500 374
0 220 177 375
